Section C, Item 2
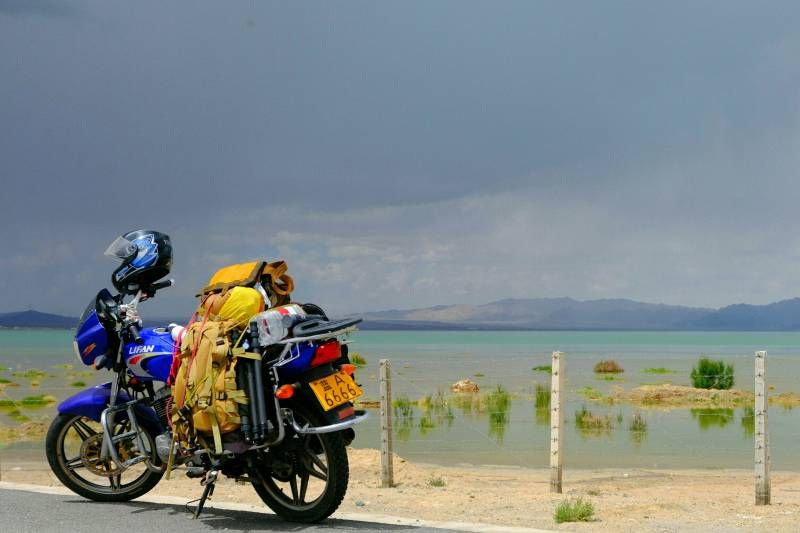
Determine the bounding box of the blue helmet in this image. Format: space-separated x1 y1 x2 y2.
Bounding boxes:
106 230 172 294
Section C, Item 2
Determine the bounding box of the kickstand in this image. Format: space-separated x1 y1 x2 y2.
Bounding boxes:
193 470 218 519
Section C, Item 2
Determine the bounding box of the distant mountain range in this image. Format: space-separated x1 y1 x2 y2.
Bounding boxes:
6 297 800 331
359 297 800 331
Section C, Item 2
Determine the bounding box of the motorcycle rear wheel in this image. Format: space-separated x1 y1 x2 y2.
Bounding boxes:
249 408 349 523
45 413 163 502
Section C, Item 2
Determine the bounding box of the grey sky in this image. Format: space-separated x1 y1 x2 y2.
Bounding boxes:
2 1 800 317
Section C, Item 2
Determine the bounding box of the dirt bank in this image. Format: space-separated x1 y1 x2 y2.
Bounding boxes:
2 449 800 531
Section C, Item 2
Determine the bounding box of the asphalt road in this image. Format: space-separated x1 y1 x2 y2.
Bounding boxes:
0 488 464 533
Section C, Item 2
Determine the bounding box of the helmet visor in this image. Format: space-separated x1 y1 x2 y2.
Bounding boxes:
104 236 137 262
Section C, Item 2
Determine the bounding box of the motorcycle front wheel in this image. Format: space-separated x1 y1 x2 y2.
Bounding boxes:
45 413 163 502
248 408 349 523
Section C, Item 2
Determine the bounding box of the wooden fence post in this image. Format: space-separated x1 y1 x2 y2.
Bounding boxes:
379 359 394 488
755 350 770 505
550 351 564 493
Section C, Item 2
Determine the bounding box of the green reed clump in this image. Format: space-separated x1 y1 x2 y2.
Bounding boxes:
473 372 485 377
691 357 734 389
629 412 647 432
70 381 86 388
594 360 624 373
596 374 623 381
486 386 510 423
532 365 552 373
575 406 613 431
349 353 367 367
392 396 415 419
554 498 595 523
0 366 9 372
0 377 12 384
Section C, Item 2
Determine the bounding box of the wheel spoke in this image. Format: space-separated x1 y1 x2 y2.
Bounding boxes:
64 456 85 472
72 419 97 441
289 475 299 505
299 471 309 503
307 454 328 478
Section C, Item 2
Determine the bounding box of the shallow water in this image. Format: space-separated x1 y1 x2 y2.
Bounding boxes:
2 329 800 470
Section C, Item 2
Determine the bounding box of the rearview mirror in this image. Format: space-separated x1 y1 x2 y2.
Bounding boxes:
95 288 120 325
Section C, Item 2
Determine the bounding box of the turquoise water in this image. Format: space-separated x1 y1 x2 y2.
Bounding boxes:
2 329 800 470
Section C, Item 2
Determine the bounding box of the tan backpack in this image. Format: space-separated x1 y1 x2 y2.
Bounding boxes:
169 260 294 457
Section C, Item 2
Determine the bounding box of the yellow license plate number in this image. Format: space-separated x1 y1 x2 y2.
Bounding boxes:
309 371 363 411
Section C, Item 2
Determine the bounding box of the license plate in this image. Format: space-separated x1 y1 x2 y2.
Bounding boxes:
309 371 363 411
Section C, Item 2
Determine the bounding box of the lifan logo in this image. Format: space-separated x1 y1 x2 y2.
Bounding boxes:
128 344 155 355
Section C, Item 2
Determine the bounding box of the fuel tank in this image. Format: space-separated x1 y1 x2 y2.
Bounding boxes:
123 327 174 382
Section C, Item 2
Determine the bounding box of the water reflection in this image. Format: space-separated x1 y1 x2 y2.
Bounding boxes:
629 411 648 445
691 408 735 431
741 407 754 439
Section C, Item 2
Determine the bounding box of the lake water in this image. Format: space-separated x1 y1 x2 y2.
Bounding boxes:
2 329 800 470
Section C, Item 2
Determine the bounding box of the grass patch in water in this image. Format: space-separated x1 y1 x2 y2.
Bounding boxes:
20 394 57 406
554 498 595 523
575 406 613 433
532 365 551 373
608 384 752 407
577 387 604 401
70 381 86 388
473 372 485 377
13 368 46 380
596 374 623 381
0 377 12 384
53 363 73 371
8 409 30 422
594 360 624 373
642 367 676 374
0 366 9 372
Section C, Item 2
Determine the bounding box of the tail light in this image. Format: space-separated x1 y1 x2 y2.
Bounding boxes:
309 340 341 368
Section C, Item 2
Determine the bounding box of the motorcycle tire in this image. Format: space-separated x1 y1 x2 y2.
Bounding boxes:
248 407 349 523
45 413 163 502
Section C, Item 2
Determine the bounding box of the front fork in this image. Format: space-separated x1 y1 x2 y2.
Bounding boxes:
99 373 161 473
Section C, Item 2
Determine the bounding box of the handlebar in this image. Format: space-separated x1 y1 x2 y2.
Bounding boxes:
151 278 174 291
127 322 143 345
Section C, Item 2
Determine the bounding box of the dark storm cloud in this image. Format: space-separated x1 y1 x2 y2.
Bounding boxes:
2 1 800 315
0 0 78 18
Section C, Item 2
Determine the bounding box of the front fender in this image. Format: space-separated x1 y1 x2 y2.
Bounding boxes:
58 382 163 435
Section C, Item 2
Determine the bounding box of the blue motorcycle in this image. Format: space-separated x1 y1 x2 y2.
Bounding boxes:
45 230 368 522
